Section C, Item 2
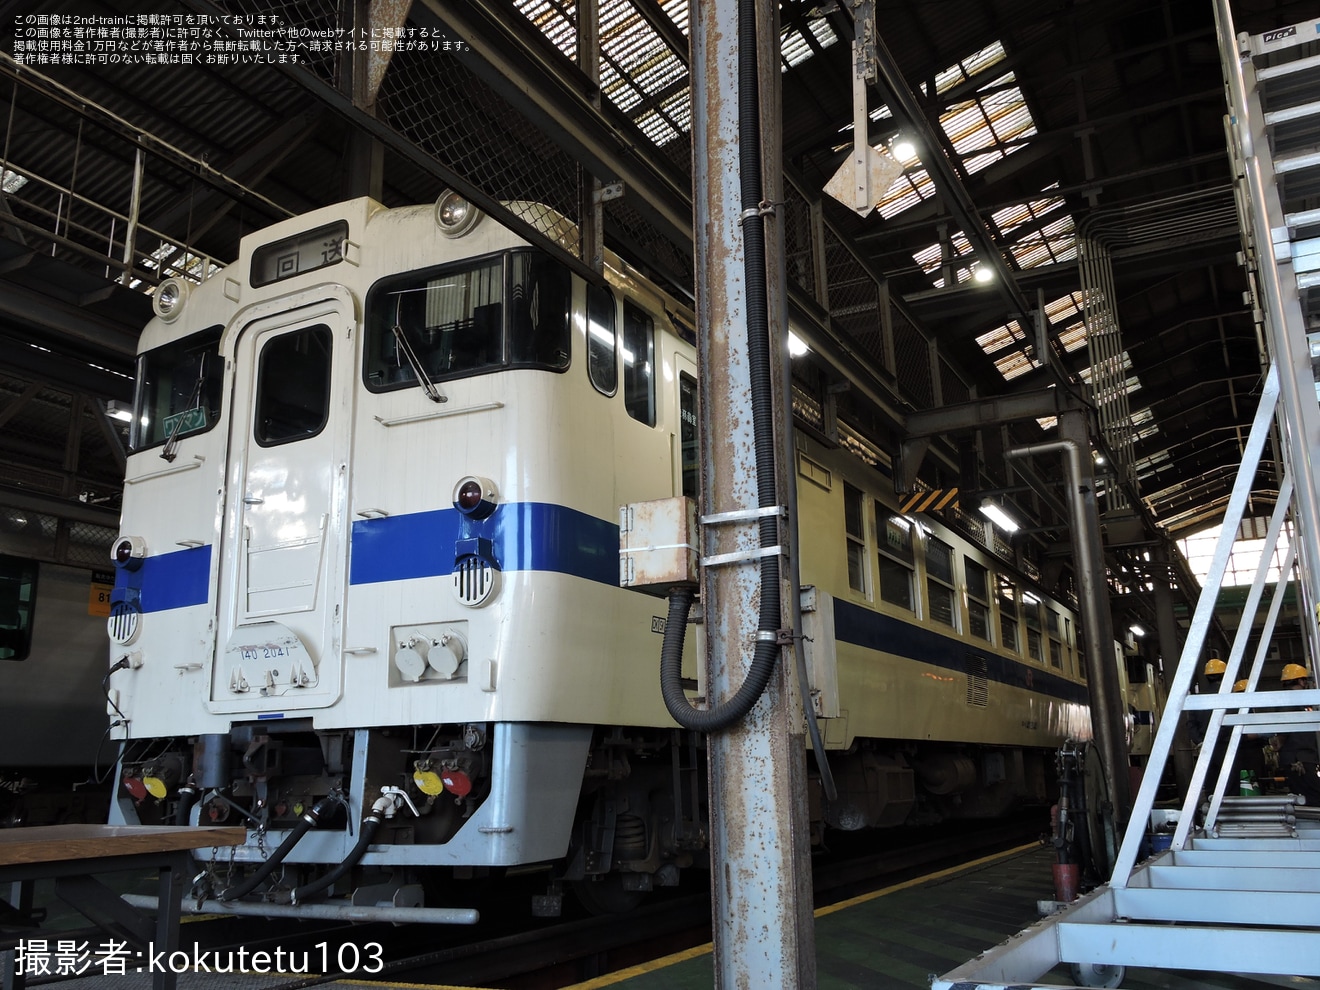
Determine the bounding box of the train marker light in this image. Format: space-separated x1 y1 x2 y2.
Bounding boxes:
435 190 482 237
453 476 498 519
152 277 189 322
112 535 147 570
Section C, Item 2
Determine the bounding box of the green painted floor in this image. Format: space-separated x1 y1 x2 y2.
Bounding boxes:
568 844 1314 990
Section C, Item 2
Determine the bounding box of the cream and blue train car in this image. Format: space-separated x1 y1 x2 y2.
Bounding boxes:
106 193 1102 911
107 196 700 881
794 435 1091 826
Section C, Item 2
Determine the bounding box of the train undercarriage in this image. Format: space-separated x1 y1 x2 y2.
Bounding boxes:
113 720 1052 918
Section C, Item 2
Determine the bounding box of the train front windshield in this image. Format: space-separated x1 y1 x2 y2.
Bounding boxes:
364 249 571 390
130 325 225 451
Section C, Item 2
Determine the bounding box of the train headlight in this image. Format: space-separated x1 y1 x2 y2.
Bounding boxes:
435 190 482 238
152 278 189 322
453 476 498 519
112 535 146 571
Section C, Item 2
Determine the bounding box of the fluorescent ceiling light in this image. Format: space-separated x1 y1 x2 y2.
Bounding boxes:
979 500 1020 533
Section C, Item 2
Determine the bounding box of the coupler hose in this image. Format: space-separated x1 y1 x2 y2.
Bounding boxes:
218 793 342 901
290 813 383 904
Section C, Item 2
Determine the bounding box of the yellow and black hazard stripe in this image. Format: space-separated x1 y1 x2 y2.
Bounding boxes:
897 488 959 514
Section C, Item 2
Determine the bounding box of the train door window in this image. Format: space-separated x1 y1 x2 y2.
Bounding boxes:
925 535 956 628
255 325 333 446
843 483 869 596
132 324 225 451
1023 592 1043 662
679 372 700 499
997 574 1019 653
587 282 617 395
1047 609 1063 669
965 558 991 642
0 555 37 662
622 301 655 425
877 511 914 611
509 251 571 369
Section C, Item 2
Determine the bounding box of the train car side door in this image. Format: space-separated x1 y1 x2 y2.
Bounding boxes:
210 291 355 712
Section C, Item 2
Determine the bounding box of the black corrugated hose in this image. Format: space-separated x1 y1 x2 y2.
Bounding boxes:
218 793 342 901
290 815 382 904
660 0 780 734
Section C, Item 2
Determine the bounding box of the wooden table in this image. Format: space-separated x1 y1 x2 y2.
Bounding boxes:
0 825 246 990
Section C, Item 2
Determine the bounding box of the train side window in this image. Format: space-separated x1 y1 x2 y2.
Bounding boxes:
132 324 225 452
965 558 991 642
1023 592 1043 662
622 302 655 425
877 511 914 612
1077 643 1086 680
587 283 618 396
509 251 570 369
843 483 869 596
255 325 333 446
997 574 1019 653
679 372 699 499
0 555 37 662
1047 609 1063 669
925 535 956 628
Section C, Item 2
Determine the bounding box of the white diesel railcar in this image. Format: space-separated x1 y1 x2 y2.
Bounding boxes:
106 195 1110 911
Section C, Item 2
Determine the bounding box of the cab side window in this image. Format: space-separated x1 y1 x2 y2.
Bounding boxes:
623 302 655 425
587 284 617 395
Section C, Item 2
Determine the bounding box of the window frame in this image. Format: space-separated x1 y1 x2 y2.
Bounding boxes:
622 300 656 426
586 282 618 396
843 482 870 597
877 509 916 613
964 557 992 642
0 555 38 663
254 324 335 448
924 534 958 630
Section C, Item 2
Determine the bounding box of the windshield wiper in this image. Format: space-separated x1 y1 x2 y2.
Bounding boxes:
391 297 446 403
161 354 209 462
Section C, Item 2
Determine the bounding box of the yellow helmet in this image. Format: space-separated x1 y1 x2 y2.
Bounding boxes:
1281 663 1309 683
1232 679 1249 693
1204 658 1227 677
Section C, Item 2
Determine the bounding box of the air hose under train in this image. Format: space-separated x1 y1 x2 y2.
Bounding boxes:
290 789 411 904
218 793 342 901
658 0 780 735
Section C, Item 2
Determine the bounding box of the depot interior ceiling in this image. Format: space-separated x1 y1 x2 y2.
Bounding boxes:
0 0 1311 582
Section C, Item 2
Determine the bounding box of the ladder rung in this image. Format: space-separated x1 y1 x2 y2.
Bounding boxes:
1264 97 1320 126
1257 50 1320 81
1286 206 1320 227
1275 147 1320 173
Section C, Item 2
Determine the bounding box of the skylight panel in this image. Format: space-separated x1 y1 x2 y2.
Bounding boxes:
782 17 838 69
1 169 28 194
976 320 1025 353
996 351 1039 380
871 41 1037 218
514 0 576 58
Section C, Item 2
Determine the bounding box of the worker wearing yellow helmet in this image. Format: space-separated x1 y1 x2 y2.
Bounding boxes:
1281 663 1312 689
1272 664 1318 805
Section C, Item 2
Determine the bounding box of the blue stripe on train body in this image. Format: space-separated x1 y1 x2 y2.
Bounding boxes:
348 501 618 586
831 597 1089 706
111 544 212 614
114 505 1090 708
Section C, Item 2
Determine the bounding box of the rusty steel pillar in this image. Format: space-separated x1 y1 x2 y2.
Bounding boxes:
690 0 817 982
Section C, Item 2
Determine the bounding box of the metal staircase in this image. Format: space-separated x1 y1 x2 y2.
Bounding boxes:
933 6 1320 987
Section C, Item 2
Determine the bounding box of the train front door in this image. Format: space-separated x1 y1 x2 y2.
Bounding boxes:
210 291 355 712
